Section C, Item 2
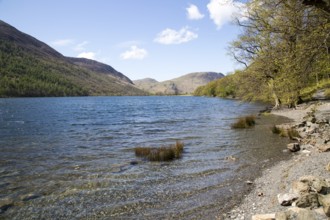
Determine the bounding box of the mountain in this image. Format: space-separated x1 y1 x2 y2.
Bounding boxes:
133 72 224 95
0 20 146 97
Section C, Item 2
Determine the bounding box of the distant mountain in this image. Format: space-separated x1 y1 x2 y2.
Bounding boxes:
134 72 224 95
0 20 146 97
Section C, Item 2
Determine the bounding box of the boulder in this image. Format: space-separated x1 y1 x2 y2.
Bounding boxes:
318 145 330 152
295 193 319 208
299 176 329 194
251 213 275 220
275 207 317 220
318 194 330 217
326 162 330 172
287 143 301 152
291 181 310 195
316 118 329 125
278 193 299 206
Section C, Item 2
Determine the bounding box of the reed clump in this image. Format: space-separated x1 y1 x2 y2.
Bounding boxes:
231 115 256 129
271 125 300 140
135 141 184 162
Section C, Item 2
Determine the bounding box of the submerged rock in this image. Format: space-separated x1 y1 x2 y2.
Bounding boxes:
20 193 40 202
0 197 14 214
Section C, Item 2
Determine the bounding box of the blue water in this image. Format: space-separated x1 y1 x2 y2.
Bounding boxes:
0 96 290 219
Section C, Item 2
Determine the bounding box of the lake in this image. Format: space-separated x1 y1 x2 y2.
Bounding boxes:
0 96 291 219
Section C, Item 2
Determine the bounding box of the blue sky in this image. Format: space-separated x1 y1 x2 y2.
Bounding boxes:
0 0 246 81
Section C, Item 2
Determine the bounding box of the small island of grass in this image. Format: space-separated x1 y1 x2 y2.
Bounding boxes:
231 115 256 129
135 141 184 162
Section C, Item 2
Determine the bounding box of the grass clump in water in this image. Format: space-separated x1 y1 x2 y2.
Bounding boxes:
231 115 256 129
271 125 300 140
271 125 282 134
135 141 184 162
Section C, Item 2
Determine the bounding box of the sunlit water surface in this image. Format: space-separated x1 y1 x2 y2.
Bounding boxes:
0 96 291 219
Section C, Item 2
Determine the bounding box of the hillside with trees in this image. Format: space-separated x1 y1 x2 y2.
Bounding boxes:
194 0 330 108
0 20 146 97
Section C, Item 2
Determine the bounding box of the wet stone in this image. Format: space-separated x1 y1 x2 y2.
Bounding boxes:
0 197 14 214
20 193 40 202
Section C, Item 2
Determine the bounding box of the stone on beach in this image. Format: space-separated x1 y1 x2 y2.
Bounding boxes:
318 144 330 152
287 143 300 152
295 193 319 208
251 213 275 220
277 193 299 206
298 176 329 194
275 207 318 220
318 194 330 217
291 181 310 195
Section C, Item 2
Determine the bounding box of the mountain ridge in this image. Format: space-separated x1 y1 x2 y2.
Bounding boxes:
0 20 145 97
134 72 224 95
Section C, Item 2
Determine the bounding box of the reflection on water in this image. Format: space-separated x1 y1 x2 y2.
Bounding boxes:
0 96 291 219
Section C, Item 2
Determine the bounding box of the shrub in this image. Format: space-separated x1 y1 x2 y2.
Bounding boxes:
231 115 256 129
135 141 184 162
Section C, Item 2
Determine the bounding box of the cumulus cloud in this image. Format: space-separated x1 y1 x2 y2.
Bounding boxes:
186 4 205 20
74 41 89 51
120 46 148 60
51 39 74 47
77 52 96 60
207 0 246 29
154 27 198 45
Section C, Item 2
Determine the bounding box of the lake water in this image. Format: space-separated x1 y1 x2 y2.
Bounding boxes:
0 96 291 219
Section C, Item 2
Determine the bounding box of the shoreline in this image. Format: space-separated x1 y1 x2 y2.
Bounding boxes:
221 101 330 220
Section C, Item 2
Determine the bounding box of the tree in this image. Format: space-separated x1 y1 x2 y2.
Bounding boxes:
230 0 330 108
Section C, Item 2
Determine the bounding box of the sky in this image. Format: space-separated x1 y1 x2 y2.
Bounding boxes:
0 0 246 81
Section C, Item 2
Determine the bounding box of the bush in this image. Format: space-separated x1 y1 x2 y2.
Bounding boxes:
135 141 184 162
231 115 256 129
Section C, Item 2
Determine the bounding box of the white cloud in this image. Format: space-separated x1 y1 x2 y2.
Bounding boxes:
77 52 96 60
207 0 246 29
186 4 205 20
74 41 89 51
120 46 148 60
154 27 198 45
51 39 74 47
117 40 141 48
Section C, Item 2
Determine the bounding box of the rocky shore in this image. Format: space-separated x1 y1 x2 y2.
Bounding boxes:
221 101 330 220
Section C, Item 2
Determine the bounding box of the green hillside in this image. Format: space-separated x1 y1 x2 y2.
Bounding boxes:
0 20 146 97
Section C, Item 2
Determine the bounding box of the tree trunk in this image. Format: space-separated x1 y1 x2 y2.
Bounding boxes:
268 79 281 109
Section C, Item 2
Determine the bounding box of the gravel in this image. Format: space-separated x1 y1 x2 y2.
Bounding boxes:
219 101 330 220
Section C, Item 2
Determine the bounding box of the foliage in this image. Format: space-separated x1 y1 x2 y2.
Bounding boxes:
0 40 146 97
231 115 256 129
195 0 330 108
135 141 184 162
